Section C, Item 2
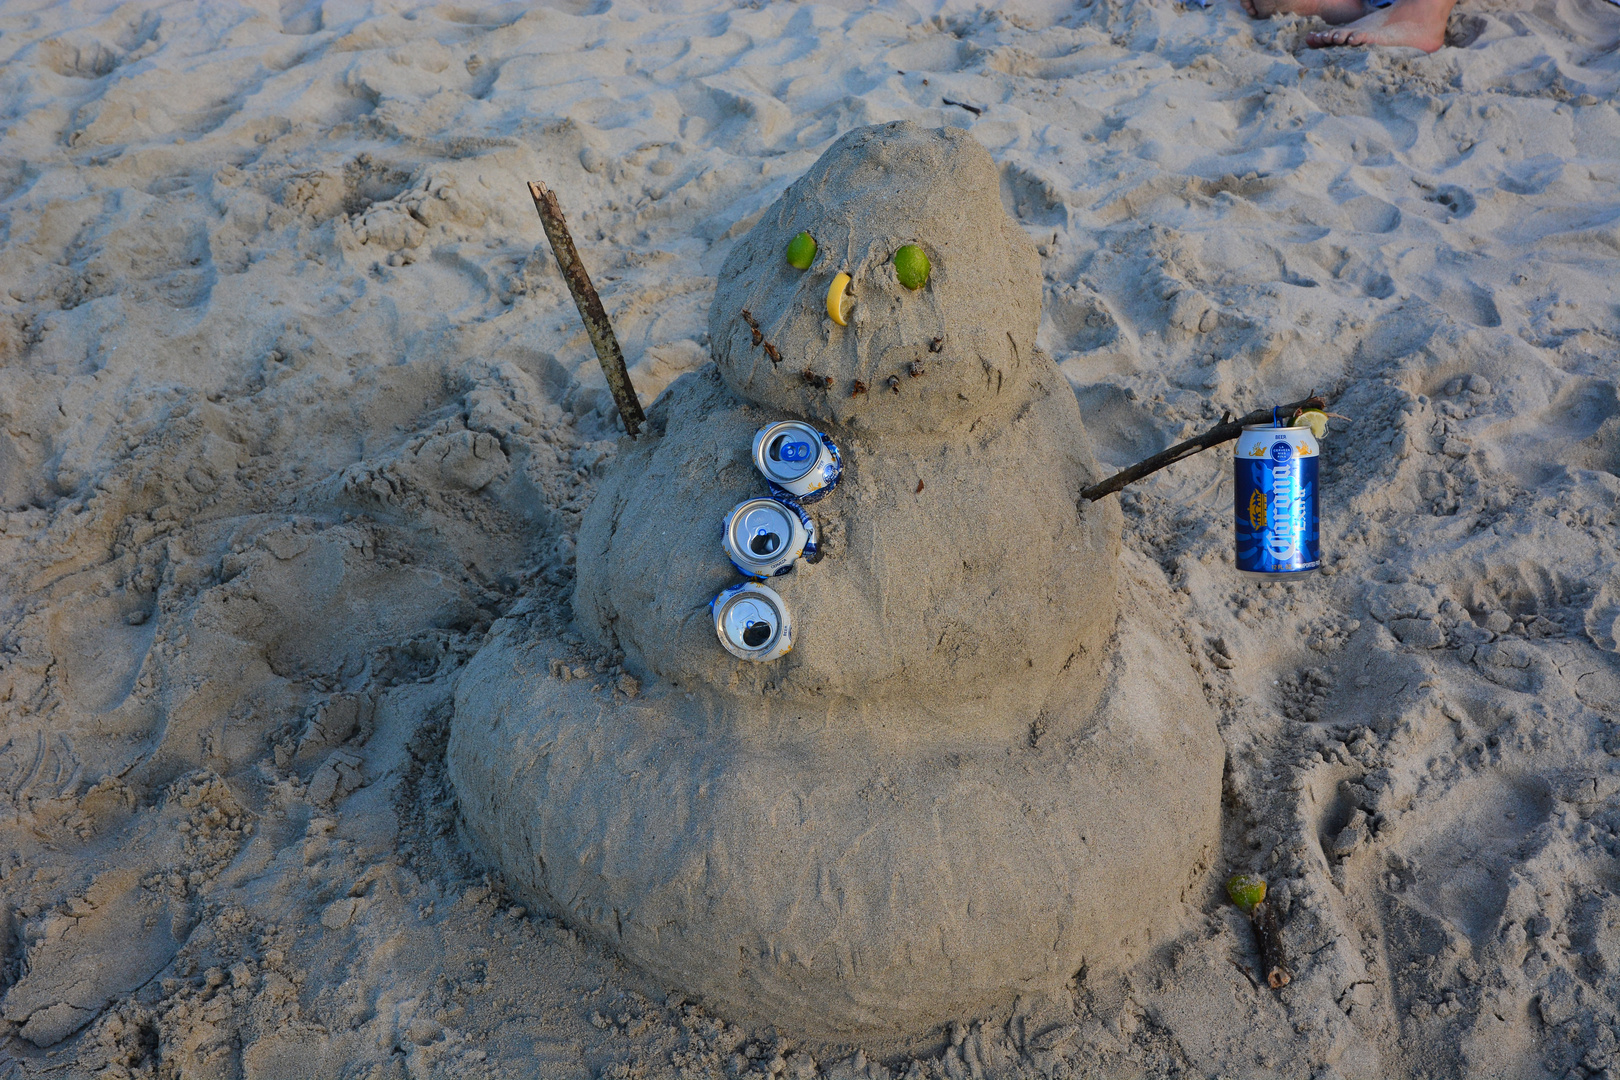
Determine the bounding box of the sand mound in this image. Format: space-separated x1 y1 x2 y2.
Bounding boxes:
450 576 1220 1042
449 123 1222 1040
572 124 1119 724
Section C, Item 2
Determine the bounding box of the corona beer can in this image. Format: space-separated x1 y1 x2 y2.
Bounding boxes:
711 581 793 662
1235 423 1321 578
722 496 818 578
752 421 842 502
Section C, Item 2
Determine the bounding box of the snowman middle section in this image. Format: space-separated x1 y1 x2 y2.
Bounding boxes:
572 364 1120 733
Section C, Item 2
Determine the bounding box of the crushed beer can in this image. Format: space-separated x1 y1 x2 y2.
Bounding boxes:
1235 419 1321 578
752 421 842 503
711 581 794 662
722 496 818 578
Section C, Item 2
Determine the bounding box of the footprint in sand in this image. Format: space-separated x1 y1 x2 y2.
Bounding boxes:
1 867 188 1047
1382 772 1553 947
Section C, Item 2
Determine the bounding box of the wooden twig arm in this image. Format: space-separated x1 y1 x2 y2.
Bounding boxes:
1080 394 1326 503
527 180 648 438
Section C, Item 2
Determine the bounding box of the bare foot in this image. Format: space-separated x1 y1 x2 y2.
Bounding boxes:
1240 0 1369 25
1306 0 1458 51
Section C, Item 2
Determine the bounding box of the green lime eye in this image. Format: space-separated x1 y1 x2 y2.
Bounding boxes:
786 232 817 270
893 244 930 290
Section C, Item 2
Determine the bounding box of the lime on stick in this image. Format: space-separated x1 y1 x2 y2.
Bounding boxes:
786 231 817 270
826 272 853 326
893 245 930 290
1295 409 1329 439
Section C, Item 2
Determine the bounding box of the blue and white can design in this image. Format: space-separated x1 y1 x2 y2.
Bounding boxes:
781 494 822 565
752 421 842 503
1234 424 1321 578
711 581 793 662
721 495 818 579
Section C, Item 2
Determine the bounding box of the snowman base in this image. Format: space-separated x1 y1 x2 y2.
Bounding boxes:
448 574 1222 1044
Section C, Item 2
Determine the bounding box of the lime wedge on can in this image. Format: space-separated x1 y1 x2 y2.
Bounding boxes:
1295 409 1328 439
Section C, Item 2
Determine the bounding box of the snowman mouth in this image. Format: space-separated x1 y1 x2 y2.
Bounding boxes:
826 272 854 326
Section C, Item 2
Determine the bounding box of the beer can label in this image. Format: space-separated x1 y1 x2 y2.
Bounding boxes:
1235 429 1320 574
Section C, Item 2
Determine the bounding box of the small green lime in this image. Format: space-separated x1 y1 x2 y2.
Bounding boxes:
893 244 930 290
1226 874 1267 914
786 231 817 270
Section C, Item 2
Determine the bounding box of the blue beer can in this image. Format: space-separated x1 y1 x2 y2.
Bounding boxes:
721 495 818 579
752 421 842 503
711 581 794 662
1234 422 1321 578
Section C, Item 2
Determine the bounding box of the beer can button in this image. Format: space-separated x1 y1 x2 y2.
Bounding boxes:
752 421 842 503
712 582 793 662
723 497 808 578
736 502 791 552
723 598 777 647
740 616 773 647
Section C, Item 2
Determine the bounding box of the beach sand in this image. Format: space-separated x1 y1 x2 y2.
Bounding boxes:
0 0 1616 1076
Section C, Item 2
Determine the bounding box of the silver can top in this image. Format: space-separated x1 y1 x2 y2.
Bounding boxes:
720 593 779 650
712 582 793 661
723 497 806 577
753 421 821 485
731 499 794 560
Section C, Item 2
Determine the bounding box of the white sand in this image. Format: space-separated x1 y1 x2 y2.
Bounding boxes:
0 0 1616 1076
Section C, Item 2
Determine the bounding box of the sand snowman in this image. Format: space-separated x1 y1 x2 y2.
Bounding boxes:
449 122 1223 1042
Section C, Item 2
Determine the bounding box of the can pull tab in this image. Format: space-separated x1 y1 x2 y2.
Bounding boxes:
1272 406 1283 429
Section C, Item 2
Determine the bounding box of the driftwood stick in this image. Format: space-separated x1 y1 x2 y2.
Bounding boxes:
527 180 647 438
1250 901 1292 989
1080 393 1325 502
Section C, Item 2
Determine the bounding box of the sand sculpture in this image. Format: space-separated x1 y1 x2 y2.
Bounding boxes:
449 122 1224 1042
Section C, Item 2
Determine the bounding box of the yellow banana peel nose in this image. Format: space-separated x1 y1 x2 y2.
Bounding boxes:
826 272 852 327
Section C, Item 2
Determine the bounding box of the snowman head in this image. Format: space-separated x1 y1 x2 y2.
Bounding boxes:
709 122 1044 435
